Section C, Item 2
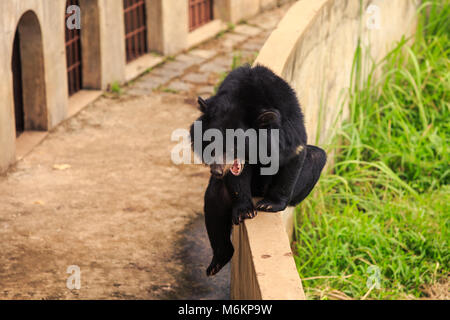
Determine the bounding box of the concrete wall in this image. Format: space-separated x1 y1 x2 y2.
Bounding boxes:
231 0 419 300
256 0 419 145
1 0 294 174
227 0 279 23
148 0 189 55
0 0 68 172
231 211 305 299
155 0 286 54
97 0 126 89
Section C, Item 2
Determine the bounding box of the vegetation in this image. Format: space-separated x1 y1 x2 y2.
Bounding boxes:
214 52 243 93
227 22 236 32
294 0 449 299
160 87 179 94
109 81 122 95
214 51 259 93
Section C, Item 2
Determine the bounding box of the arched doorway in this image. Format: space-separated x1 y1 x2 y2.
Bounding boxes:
11 29 24 136
11 10 48 137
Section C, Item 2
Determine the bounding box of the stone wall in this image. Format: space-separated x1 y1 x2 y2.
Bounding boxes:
0 0 288 172
231 0 419 300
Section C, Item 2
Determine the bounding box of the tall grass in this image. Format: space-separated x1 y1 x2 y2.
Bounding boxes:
294 0 449 299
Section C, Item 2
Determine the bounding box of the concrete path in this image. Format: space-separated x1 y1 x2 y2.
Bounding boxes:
126 5 289 98
0 5 291 299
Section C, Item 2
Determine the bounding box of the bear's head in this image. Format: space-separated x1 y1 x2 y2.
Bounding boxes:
190 95 281 179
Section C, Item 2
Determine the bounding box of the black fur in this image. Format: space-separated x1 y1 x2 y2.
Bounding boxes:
190 65 327 276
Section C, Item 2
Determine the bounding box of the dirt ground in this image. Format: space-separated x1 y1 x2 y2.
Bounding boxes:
0 3 296 300
0 93 231 299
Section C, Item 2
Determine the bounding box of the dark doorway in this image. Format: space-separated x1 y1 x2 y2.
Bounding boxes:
189 0 214 32
12 29 24 137
123 0 148 62
11 11 48 134
65 0 83 96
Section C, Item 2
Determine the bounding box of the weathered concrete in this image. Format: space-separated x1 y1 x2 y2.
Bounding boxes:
0 0 419 303
227 0 279 23
0 2 294 299
124 55 164 83
68 90 103 118
183 73 210 84
0 1 298 299
97 0 126 87
148 0 188 56
231 211 305 300
187 20 227 49
0 93 213 299
167 81 194 93
256 0 419 145
231 0 420 300
1 1 293 174
0 0 68 172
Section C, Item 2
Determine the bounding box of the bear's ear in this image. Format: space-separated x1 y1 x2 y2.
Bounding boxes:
256 109 281 127
198 97 208 113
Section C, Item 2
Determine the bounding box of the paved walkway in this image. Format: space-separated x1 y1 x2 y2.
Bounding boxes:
0 5 291 299
126 6 288 98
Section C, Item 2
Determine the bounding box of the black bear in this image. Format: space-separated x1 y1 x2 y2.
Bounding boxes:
190 65 327 276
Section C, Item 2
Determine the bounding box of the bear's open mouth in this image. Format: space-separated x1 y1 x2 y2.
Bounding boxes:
230 159 244 176
209 159 244 178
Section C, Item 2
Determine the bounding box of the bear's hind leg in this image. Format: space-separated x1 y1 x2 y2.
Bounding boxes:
289 145 327 206
204 178 234 276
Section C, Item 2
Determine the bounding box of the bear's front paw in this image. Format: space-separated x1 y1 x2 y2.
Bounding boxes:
232 202 257 225
256 198 288 212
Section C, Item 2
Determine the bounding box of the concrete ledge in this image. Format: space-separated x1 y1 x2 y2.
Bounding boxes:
16 131 48 161
14 89 103 162
68 90 103 118
125 54 164 83
231 209 305 300
281 206 295 241
231 0 419 300
187 20 227 49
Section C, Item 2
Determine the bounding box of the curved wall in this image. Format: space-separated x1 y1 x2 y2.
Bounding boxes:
232 0 419 300
257 0 419 145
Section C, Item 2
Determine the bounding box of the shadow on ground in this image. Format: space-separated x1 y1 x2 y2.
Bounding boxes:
161 213 230 300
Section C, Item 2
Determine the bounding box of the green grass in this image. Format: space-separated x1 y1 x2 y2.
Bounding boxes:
294 0 449 300
214 51 259 93
109 81 122 95
214 52 243 93
160 87 179 94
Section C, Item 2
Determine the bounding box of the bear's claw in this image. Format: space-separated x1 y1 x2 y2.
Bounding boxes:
206 264 221 276
206 247 234 276
256 198 288 212
232 206 257 225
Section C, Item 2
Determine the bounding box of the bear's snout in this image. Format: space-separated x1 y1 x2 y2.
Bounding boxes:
210 164 224 178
